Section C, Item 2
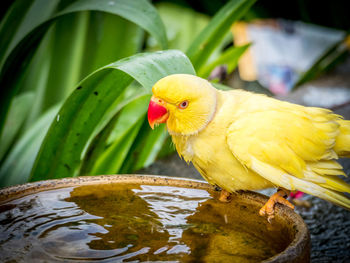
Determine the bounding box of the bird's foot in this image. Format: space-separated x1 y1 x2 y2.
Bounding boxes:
259 188 295 223
219 189 232 202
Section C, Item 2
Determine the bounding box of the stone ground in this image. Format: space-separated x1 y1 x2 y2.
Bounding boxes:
138 60 350 262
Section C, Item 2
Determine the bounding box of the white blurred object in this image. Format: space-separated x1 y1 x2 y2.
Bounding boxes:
302 85 350 108
233 20 346 95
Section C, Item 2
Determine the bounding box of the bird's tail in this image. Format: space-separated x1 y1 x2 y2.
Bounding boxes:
251 157 350 210
294 179 350 210
334 119 350 157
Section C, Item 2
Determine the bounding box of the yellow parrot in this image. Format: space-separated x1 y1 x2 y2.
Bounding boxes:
147 74 350 221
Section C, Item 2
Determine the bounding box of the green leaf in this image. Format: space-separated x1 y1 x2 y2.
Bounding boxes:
41 12 90 112
59 0 167 50
0 0 59 68
30 50 195 181
90 95 150 175
147 3 209 52
79 102 123 176
0 105 60 187
0 92 35 162
79 84 148 175
120 119 169 173
80 13 144 77
134 126 168 170
0 0 33 63
24 12 144 123
92 119 144 174
211 82 232 91
107 50 195 90
0 0 168 139
156 135 175 159
18 28 54 127
186 0 256 72
198 43 250 78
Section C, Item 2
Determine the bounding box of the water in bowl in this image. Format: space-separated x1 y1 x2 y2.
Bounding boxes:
0 183 287 262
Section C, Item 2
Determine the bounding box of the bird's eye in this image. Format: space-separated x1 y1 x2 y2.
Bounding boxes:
178 100 189 109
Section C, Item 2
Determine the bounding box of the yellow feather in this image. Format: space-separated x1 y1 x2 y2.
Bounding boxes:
334 120 350 157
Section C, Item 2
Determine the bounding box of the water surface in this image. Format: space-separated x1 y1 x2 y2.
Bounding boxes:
0 183 285 262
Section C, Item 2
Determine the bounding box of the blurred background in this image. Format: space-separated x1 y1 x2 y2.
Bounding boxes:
1 0 350 190
0 0 350 261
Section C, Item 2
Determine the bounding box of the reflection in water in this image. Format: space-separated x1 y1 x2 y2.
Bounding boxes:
63 184 173 261
0 188 102 262
0 183 287 262
133 185 211 255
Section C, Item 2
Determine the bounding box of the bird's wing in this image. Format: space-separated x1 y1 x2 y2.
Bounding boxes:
226 108 350 209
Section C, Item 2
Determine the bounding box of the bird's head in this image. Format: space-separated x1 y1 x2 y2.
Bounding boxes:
148 74 217 135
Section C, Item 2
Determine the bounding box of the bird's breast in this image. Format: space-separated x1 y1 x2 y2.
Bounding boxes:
171 135 195 163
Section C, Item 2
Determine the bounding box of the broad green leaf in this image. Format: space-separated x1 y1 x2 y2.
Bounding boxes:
0 0 168 138
198 43 250 78
134 124 168 171
92 120 144 175
79 105 121 176
90 82 149 143
90 95 150 175
79 85 148 175
31 69 133 181
0 105 60 187
186 0 256 71
0 92 35 162
107 51 196 90
120 120 169 173
106 96 150 145
30 50 195 181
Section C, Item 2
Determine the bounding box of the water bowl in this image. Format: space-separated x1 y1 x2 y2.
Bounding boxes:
0 174 310 262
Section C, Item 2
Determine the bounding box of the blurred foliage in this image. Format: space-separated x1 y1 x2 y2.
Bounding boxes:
156 0 350 30
0 0 252 186
147 3 210 52
160 0 350 87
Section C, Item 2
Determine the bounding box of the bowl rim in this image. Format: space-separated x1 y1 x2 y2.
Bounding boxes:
0 174 310 262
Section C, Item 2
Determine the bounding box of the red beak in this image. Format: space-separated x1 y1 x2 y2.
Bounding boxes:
148 96 169 129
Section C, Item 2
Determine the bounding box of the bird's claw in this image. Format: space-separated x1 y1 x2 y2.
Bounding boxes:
219 189 232 202
259 205 275 223
259 189 295 223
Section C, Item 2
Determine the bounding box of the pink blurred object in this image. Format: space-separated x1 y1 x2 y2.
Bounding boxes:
290 191 304 199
